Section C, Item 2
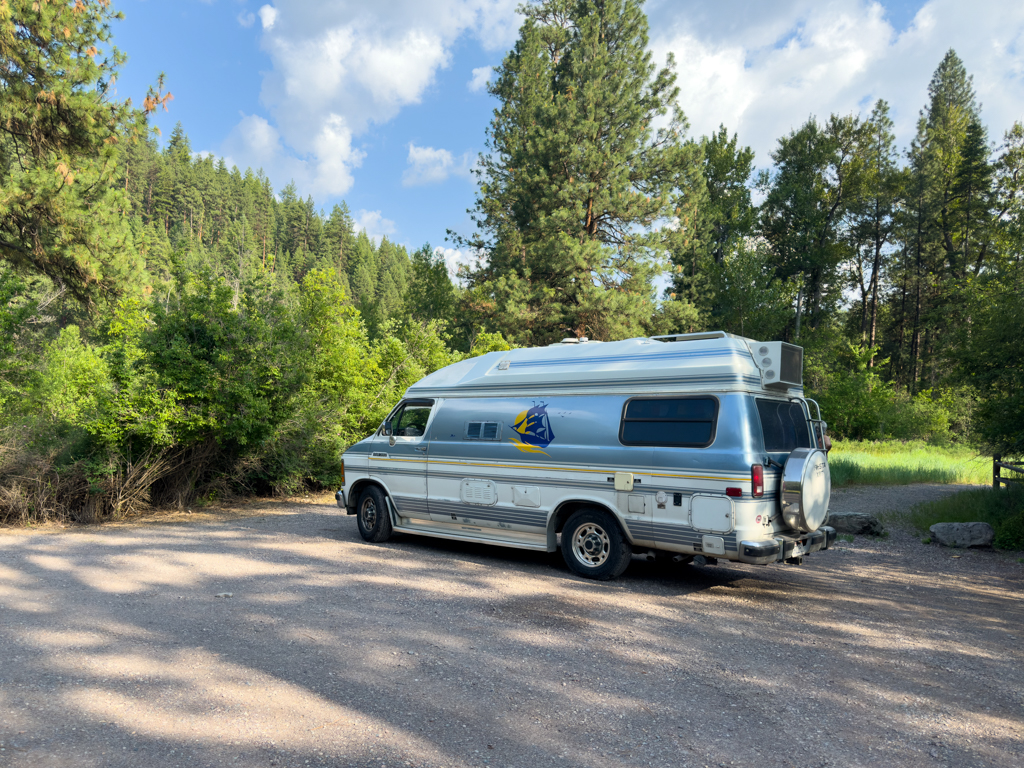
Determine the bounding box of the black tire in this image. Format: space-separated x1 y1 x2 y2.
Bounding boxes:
356 485 393 543
560 508 632 580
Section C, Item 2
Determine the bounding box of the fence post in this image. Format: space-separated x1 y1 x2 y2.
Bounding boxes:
994 454 1001 489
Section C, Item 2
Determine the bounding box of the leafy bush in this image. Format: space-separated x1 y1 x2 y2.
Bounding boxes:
995 513 1024 551
810 343 964 443
0 266 479 521
908 485 1024 550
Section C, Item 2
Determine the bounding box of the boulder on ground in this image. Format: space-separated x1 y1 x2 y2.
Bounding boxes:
828 511 884 536
928 522 995 548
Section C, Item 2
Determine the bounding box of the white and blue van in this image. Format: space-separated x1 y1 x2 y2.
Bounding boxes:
336 332 835 580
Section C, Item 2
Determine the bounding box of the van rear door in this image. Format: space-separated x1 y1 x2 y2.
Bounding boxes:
755 398 812 458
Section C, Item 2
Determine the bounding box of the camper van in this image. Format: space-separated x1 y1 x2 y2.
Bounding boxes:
336 332 835 580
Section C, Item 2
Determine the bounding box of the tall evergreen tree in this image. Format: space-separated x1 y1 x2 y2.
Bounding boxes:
406 245 458 326
760 114 864 337
458 0 700 344
849 100 903 356
669 125 756 325
0 0 151 302
951 118 994 274
891 49 986 391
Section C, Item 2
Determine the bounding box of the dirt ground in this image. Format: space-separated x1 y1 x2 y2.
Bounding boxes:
1 484 1022 768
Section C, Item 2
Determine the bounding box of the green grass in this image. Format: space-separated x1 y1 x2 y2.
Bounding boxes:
907 485 1024 550
828 439 991 487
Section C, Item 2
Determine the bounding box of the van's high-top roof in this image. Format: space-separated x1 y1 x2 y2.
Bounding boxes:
405 332 803 399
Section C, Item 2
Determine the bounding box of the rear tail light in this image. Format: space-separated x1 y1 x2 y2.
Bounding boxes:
751 463 764 498
340 460 346 486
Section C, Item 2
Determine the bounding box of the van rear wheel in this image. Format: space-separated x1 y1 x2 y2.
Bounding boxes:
561 509 631 580
356 486 393 543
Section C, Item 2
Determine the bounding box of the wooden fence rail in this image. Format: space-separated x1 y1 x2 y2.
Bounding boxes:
993 454 1024 489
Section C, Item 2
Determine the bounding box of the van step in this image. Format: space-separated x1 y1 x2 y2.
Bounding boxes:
394 518 550 552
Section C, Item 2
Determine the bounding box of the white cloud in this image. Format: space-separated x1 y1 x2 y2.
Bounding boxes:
309 114 364 196
355 210 397 243
402 143 473 187
219 0 520 204
648 0 1024 163
434 246 486 282
468 65 493 92
258 5 278 30
220 113 363 198
237 11 256 28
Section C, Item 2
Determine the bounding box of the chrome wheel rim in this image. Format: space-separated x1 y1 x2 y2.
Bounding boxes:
571 523 610 568
360 498 378 530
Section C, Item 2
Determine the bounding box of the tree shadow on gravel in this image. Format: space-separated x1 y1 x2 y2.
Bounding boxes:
0 504 1021 768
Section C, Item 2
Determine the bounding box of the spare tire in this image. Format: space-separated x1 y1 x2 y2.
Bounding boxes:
779 447 831 532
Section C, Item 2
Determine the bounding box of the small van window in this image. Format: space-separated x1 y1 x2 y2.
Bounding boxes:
619 397 717 447
756 399 811 452
465 421 502 440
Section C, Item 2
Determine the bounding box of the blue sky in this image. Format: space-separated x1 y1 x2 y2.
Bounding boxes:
111 0 1024 270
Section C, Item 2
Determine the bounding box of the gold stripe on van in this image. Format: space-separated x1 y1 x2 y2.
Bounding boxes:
371 455 750 483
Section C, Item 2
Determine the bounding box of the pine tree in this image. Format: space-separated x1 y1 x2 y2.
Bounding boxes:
951 118 994 275
458 0 700 344
320 203 357 275
406 245 457 325
0 0 149 302
760 114 864 337
891 49 985 391
668 125 756 326
849 100 903 356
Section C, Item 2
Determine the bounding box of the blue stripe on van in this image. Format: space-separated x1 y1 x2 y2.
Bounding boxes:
412 374 763 393
427 499 547 528
652 523 738 552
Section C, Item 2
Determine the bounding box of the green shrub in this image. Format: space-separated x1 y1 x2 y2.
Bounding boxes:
995 514 1024 551
810 345 959 443
909 485 1024 550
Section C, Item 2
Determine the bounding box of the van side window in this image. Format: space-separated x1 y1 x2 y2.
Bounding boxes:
756 399 811 452
384 400 435 437
465 421 502 440
619 397 718 447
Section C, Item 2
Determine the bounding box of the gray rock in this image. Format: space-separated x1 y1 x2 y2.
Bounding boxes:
828 511 884 536
928 522 994 548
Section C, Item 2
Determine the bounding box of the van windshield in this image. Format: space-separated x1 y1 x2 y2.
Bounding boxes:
756 399 811 452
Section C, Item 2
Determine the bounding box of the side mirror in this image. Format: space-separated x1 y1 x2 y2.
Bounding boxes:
383 420 393 436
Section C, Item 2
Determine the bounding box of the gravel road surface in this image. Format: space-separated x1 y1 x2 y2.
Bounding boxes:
1 484 1022 768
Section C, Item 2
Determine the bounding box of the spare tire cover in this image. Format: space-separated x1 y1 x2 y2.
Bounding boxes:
780 447 831 532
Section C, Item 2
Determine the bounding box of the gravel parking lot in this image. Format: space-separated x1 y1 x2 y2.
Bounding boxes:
1 484 1022 768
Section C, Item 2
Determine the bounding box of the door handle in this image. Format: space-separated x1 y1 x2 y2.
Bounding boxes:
415 446 428 452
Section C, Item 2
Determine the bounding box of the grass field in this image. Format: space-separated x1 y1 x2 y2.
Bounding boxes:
828 440 992 487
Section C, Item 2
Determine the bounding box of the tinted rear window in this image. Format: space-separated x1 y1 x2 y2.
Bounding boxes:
756 399 811 452
620 397 717 447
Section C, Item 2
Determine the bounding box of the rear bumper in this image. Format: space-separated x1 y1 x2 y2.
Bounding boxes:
335 490 347 510
739 526 836 565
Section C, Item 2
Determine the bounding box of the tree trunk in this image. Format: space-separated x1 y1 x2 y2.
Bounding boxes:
794 283 804 341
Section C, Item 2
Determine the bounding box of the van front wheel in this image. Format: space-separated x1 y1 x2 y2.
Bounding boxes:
356 486 393 543
561 509 632 580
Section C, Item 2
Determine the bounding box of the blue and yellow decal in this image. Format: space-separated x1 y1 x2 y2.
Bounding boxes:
509 403 555 455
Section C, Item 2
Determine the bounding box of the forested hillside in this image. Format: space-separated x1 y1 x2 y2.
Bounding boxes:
1 0 1021 523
